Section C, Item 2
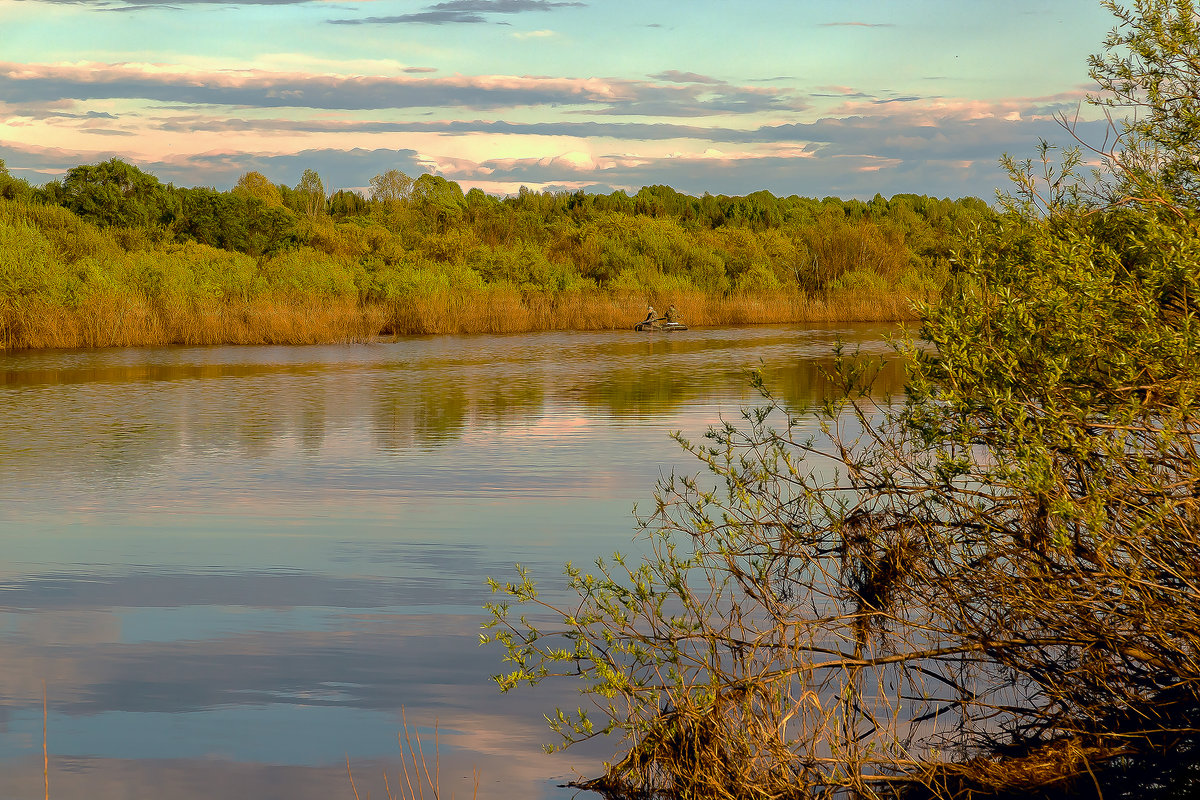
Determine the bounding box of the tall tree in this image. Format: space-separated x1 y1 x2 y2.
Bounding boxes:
233 171 284 208
411 173 466 231
1089 0 1200 205
328 189 368 218
0 158 33 202
294 169 326 218
60 158 177 228
369 169 414 207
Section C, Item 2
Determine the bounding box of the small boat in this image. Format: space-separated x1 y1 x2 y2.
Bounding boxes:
635 321 689 332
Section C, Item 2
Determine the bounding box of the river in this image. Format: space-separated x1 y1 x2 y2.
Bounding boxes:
0 323 904 800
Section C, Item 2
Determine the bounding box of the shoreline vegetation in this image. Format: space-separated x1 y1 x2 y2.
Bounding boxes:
0 290 921 350
0 160 988 350
482 2 1200 798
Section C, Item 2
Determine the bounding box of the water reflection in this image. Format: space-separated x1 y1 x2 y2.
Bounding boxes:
1 327 903 476
0 324 905 800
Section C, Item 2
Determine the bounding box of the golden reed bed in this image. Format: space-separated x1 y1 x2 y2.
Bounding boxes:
0 289 919 350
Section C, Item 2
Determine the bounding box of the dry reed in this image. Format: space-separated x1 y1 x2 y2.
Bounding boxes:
1 288 917 350
380 287 919 337
42 681 48 800
1 295 388 350
347 710 478 800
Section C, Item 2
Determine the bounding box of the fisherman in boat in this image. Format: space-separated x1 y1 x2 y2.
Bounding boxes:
665 304 679 324
642 305 657 327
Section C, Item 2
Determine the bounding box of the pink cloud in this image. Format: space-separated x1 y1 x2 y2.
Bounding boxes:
0 59 806 118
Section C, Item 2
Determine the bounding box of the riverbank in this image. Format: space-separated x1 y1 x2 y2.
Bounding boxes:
0 288 918 350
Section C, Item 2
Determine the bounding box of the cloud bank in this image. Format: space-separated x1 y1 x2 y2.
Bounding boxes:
0 61 805 116
329 0 584 25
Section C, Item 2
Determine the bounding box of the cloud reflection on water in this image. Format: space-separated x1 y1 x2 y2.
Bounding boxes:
0 324 905 799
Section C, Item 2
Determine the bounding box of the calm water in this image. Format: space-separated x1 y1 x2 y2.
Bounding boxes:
0 324 904 800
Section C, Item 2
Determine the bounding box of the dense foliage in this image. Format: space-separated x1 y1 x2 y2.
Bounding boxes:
0 155 990 349
482 3 1200 799
2 158 987 297
1090 0 1200 205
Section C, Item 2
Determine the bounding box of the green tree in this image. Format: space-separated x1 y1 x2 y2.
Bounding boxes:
294 168 326 218
60 158 177 229
0 158 33 203
232 171 284 208
173 187 297 257
329 189 368 218
411 173 466 232
174 187 250 251
1089 0 1200 205
369 168 414 207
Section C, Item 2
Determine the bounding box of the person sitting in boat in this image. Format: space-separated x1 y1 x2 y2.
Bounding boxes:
665 304 679 324
642 305 657 326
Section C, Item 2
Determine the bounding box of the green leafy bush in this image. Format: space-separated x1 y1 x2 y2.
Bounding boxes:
482 4 1200 798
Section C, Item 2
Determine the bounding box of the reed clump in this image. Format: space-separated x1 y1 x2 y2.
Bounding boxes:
376 287 918 337
1 287 914 350
2 295 386 349
348 711 478 800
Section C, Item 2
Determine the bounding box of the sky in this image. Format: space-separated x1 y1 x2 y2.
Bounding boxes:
1 0 1123 200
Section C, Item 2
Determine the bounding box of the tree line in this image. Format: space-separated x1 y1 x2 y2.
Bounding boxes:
0 157 989 304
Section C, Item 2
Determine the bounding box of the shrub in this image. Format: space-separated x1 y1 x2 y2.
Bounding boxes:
260 247 358 298
482 4 1200 796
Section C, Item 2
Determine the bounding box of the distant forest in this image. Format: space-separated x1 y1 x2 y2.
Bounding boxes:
0 157 993 349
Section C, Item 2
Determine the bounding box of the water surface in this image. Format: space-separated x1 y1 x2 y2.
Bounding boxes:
0 324 903 800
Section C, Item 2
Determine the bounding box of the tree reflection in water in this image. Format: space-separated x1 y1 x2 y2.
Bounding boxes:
0 324 904 800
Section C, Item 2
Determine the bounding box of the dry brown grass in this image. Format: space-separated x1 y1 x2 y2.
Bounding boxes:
1 288 918 350
0 295 388 350
905 736 1122 800
382 288 920 336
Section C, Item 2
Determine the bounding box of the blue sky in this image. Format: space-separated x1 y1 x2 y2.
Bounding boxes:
1 0 1120 199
